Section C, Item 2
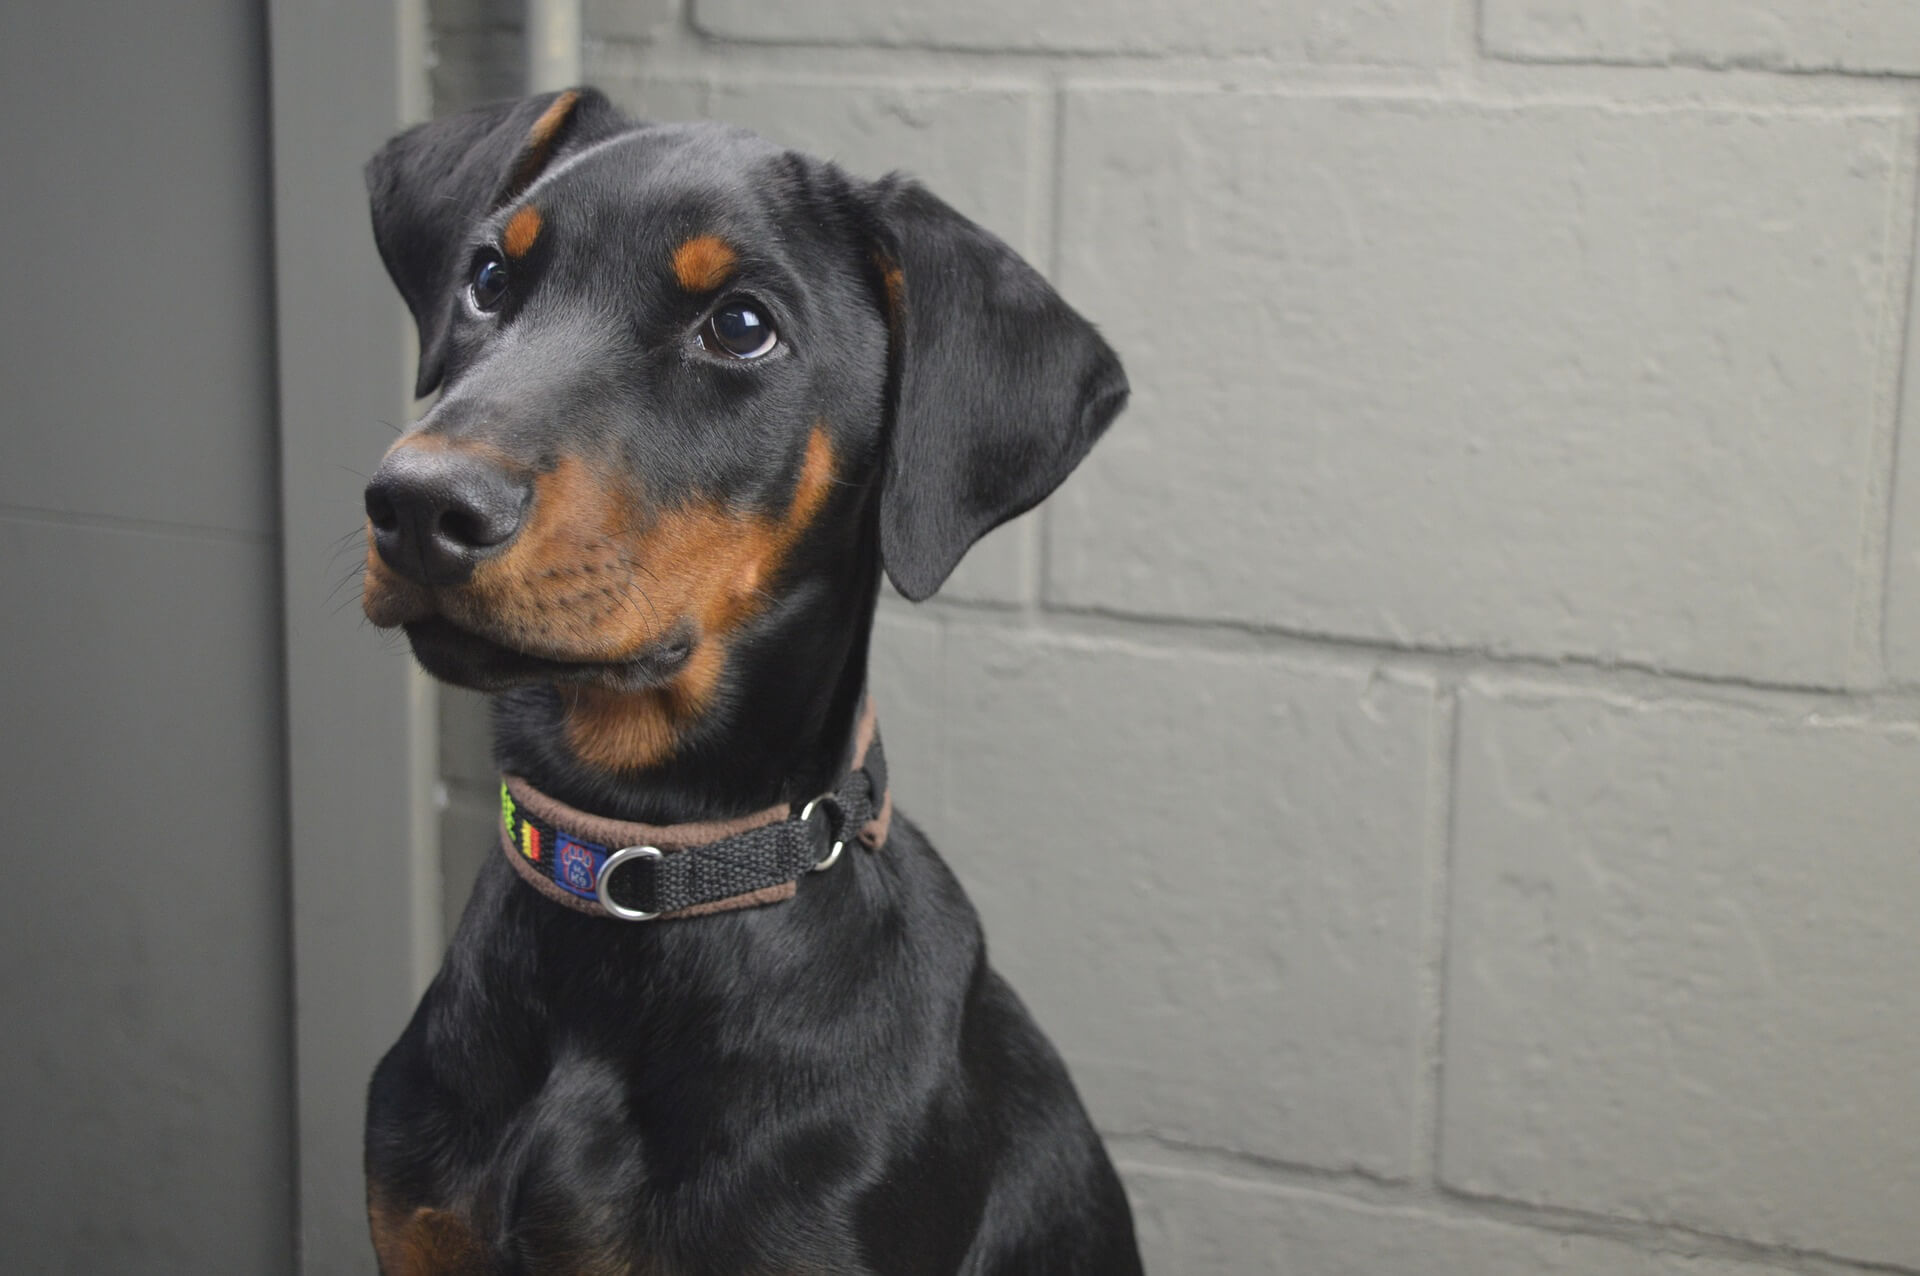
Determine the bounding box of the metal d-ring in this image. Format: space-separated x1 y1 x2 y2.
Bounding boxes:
800 797 845 873
596 845 664 920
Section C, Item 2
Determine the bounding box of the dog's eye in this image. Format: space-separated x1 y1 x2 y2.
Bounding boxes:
702 301 778 360
470 252 509 312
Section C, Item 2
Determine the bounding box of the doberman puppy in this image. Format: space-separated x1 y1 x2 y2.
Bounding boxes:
357 88 1140 1275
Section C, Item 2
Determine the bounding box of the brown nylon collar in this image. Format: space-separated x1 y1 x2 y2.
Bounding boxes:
498 698 892 920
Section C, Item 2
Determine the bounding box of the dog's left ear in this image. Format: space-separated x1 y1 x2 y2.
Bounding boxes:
365 88 627 396
864 178 1128 602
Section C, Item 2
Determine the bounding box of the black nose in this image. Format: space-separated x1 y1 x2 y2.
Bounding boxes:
364 447 530 586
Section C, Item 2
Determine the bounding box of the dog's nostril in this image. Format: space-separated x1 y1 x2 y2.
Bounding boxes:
365 488 399 531
438 507 490 549
436 488 523 550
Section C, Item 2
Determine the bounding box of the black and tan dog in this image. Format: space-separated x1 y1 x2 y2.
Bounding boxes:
357 88 1141 1274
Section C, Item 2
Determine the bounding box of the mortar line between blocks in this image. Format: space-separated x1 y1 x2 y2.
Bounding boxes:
1875 114 1920 682
589 33 1920 113
1006 597 1874 697
1412 684 1462 1185
1462 0 1487 67
1109 1133 1920 1276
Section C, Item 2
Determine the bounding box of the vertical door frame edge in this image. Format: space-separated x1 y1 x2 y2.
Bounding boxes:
267 1 437 1269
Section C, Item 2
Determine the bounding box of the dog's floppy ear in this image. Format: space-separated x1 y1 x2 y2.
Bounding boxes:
865 178 1128 602
365 88 626 396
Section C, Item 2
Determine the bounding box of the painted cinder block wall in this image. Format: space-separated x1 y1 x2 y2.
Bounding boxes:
427 2 1920 1271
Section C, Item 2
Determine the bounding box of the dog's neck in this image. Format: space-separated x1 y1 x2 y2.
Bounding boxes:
489 538 884 827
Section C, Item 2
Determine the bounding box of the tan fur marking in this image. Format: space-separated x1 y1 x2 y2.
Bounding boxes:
562 641 724 774
671 235 737 292
527 90 579 154
560 426 837 771
503 205 542 259
881 266 904 322
368 1200 485 1276
502 89 582 199
870 249 906 334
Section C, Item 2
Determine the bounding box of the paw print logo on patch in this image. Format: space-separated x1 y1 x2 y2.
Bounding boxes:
555 835 604 897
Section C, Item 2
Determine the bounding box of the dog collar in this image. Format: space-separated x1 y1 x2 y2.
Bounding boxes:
497 699 891 921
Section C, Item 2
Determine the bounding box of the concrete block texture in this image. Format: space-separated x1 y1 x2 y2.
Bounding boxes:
693 0 1454 62
941 626 1437 1177
1124 1162 1802 1276
1049 91 1905 687
866 608 948 843
1443 683 1920 1267
1483 0 1920 74
586 0 676 42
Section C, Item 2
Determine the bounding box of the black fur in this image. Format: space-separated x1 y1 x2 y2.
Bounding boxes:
360 88 1138 1274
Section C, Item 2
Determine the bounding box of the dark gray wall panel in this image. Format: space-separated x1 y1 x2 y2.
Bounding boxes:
0 3 277 534
0 0 293 1269
0 517 292 1273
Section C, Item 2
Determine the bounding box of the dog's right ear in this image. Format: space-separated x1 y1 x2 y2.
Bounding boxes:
365 88 626 396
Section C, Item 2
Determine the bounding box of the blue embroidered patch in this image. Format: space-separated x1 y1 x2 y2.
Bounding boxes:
554 832 607 898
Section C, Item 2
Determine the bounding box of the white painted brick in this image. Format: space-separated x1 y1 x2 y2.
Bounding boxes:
1444 684 1920 1266
1049 92 1902 687
942 627 1435 1177
585 0 675 43
698 0 1443 61
693 0 1453 62
1484 0 1920 74
589 70 707 125
432 0 674 43
940 516 1030 607
1124 1161 1799 1276
702 79 1041 263
866 608 947 843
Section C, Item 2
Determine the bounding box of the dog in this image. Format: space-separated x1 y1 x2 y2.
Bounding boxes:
357 87 1141 1275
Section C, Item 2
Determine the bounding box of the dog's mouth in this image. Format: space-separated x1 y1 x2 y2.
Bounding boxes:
362 538 701 692
400 615 697 693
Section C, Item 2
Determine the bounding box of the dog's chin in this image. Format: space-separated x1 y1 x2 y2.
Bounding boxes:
401 615 695 694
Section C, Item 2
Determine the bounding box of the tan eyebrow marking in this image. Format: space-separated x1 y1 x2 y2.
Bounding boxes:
502 206 542 259
672 235 738 292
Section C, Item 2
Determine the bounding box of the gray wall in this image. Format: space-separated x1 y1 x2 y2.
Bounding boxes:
428 3 1920 1274
0 2 294 1272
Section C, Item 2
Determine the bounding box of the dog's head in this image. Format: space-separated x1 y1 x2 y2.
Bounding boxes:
360 89 1125 762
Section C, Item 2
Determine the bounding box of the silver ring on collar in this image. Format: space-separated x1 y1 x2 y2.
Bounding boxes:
596 845 664 920
800 797 845 873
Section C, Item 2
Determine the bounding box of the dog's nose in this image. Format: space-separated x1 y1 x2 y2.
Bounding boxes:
365 447 530 586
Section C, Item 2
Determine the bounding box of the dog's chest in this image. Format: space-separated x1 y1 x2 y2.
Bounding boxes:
368 1034 871 1276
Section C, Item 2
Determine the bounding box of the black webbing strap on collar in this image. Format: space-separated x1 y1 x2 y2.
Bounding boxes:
499 730 888 921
